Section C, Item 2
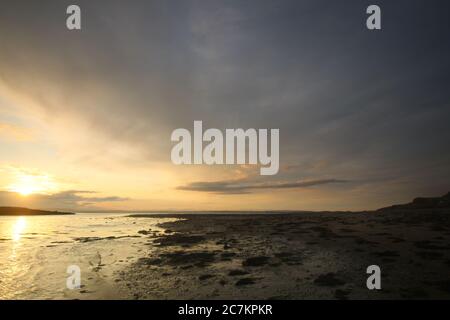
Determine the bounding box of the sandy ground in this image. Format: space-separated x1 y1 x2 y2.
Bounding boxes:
117 209 450 299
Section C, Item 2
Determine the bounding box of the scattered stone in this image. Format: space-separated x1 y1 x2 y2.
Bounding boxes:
138 258 162 266
373 250 400 257
154 234 206 247
221 252 236 260
235 278 256 286
335 289 351 300
199 274 215 281
228 269 249 276
314 273 345 287
242 256 270 267
159 251 216 266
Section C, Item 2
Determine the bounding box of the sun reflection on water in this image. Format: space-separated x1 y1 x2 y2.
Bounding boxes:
0 217 30 299
12 217 27 241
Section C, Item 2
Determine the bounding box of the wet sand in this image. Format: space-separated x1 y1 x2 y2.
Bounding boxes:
0 213 175 299
119 209 450 299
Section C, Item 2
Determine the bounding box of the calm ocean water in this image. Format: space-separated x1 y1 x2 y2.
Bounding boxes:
0 213 175 299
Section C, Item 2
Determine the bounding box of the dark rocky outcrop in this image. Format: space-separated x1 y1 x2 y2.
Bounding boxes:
0 206 74 216
378 192 450 211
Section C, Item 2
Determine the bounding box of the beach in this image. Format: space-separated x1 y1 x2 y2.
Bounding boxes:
120 208 450 299
1 202 450 299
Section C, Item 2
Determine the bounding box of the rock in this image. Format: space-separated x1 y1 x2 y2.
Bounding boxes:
235 278 256 286
154 234 206 247
159 251 216 266
314 273 345 287
228 269 249 276
335 289 351 300
199 274 215 280
242 256 270 267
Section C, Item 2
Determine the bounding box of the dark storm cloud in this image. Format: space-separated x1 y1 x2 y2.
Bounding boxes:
177 178 348 194
0 0 449 200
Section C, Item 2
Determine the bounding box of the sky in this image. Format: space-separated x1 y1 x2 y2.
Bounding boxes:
0 0 449 211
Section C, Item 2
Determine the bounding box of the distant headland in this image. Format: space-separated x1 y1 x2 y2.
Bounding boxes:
0 207 75 216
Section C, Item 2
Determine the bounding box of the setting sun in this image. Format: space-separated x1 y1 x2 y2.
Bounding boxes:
7 172 58 196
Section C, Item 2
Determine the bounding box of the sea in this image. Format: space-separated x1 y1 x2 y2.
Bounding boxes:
0 212 175 299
